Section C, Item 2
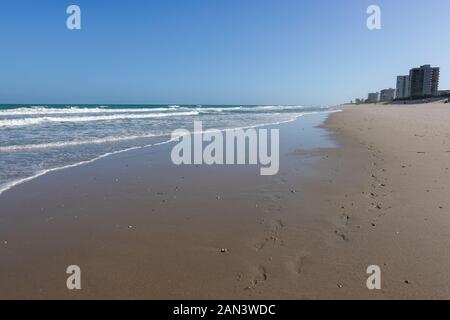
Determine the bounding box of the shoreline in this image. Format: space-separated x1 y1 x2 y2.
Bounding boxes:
1 101 449 299
0 112 337 299
0 109 339 198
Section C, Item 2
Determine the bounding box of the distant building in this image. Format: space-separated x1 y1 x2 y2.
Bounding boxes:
355 98 364 105
409 65 440 97
367 92 379 103
396 75 410 99
380 88 396 102
438 90 450 96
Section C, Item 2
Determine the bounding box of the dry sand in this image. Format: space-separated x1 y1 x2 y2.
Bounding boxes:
1 101 450 299
321 101 450 299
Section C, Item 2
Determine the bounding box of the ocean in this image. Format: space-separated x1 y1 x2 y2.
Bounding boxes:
0 104 332 195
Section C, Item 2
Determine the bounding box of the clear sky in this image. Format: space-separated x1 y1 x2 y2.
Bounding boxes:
0 0 449 106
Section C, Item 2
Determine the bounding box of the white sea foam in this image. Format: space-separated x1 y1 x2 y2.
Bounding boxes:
195 105 307 113
0 106 185 116
0 109 340 152
0 109 340 197
0 105 310 116
0 111 199 128
241 105 307 111
0 146 148 196
0 133 165 152
0 137 179 196
195 107 242 112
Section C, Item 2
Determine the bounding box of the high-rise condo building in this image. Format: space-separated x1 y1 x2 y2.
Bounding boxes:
367 92 380 103
396 75 410 99
380 88 396 102
409 65 440 97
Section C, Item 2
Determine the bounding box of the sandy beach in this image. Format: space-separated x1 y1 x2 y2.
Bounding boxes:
1 101 450 299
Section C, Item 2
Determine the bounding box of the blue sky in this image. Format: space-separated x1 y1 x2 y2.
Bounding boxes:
0 0 449 105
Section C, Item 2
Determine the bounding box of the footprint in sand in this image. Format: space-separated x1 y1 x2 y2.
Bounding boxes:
253 219 285 251
286 255 308 275
269 219 284 232
335 230 349 242
268 219 285 244
254 241 266 252
340 214 350 226
245 266 268 290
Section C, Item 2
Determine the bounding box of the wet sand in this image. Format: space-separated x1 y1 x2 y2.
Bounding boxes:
0 113 339 299
1 102 450 299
